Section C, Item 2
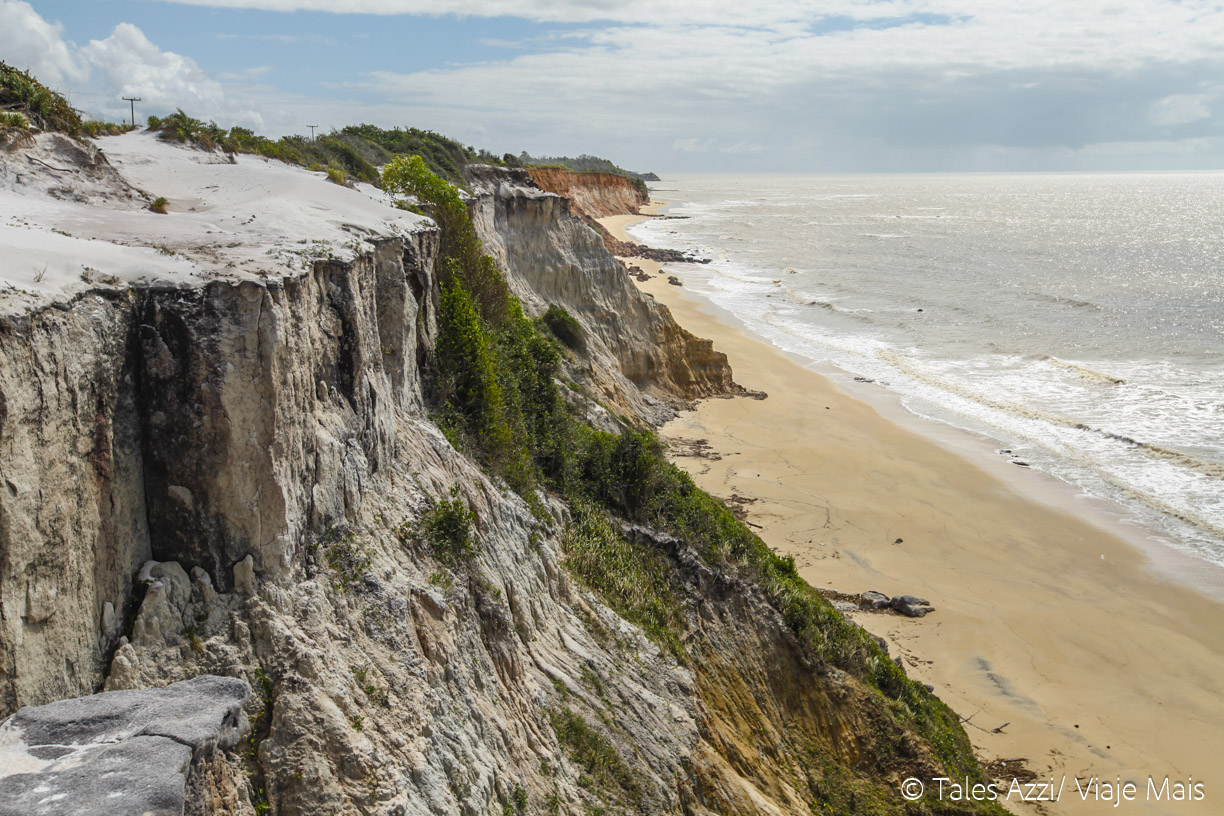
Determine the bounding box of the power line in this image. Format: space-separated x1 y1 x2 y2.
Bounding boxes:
122 96 141 127
307 124 318 140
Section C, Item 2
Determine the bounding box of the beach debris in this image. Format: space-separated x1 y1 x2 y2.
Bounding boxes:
667 437 721 460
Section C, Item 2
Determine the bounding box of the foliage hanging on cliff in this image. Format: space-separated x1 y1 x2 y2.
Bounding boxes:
382 155 566 492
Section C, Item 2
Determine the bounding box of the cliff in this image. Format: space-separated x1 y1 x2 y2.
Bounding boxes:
525 167 646 219
0 132 997 816
467 166 735 422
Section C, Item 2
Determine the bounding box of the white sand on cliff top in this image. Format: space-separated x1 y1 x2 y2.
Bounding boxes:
0 129 429 315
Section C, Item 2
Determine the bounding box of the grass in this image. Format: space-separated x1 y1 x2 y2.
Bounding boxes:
325 165 347 186
399 486 479 564
150 197 169 214
549 707 643 807
561 500 686 659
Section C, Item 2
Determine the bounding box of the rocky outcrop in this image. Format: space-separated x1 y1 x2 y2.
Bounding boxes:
468 166 736 421
525 166 646 218
0 675 250 816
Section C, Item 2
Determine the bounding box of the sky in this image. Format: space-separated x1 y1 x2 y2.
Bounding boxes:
5 0 1224 172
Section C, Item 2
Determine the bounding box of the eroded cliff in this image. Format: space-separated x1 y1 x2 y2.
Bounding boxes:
468 166 735 423
525 167 646 219
0 134 999 816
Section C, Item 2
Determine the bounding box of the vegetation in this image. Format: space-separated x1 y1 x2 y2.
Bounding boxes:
541 304 585 352
561 500 685 658
549 707 642 807
150 196 169 214
0 111 29 130
0 61 81 135
405 487 479 564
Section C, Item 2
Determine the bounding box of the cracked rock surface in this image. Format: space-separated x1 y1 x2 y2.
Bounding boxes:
0 675 249 816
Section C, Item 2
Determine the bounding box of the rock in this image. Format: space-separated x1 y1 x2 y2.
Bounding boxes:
891 595 934 617
232 554 256 596
667 275 682 286
860 591 892 610
0 675 249 816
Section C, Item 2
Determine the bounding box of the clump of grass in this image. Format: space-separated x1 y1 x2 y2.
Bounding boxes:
399 486 479 564
549 707 642 807
561 499 686 658
0 111 29 130
542 303 585 352
150 197 169 214
325 165 347 185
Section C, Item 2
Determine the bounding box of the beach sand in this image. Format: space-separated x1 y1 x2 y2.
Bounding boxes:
600 207 1224 816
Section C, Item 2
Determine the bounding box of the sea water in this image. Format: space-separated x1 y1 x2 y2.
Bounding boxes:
629 172 1224 568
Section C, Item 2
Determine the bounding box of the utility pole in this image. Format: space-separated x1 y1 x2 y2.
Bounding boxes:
307 124 318 141
122 96 141 127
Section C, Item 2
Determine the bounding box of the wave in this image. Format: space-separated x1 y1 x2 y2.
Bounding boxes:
1043 356 1126 385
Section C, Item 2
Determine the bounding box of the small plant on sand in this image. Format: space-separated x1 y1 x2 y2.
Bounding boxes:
325 165 348 185
150 197 169 214
0 111 29 130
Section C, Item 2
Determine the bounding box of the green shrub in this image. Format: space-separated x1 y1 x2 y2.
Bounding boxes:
146 114 161 130
325 165 347 185
150 196 169 214
407 487 478 563
0 62 81 135
542 304 585 351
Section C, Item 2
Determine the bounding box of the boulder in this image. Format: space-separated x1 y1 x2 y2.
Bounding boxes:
0 675 249 816
860 590 892 610
890 595 934 618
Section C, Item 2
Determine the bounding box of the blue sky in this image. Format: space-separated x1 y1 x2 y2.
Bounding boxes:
6 1 1224 172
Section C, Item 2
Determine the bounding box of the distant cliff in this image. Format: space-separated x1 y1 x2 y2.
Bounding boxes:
526 166 647 218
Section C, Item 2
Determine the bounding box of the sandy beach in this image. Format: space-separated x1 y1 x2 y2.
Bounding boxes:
600 207 1224 816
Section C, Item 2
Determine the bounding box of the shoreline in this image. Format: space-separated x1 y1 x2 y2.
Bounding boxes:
600 205 1224 816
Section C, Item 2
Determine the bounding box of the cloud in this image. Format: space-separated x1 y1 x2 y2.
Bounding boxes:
82 24 228 113
0 3 267 128
1149 94 1211 127
0 0 88 87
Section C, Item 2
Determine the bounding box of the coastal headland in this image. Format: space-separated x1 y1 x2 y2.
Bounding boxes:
601 205 1224 816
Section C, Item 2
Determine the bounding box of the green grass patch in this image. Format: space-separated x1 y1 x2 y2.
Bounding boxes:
549 707 642 807
561 500 686 659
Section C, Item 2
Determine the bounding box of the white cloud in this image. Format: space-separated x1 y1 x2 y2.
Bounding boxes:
1149 94 1211 127
82 24 228 115
0 0 88 87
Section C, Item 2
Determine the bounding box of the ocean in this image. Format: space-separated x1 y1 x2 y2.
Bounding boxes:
629 172 1224 569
